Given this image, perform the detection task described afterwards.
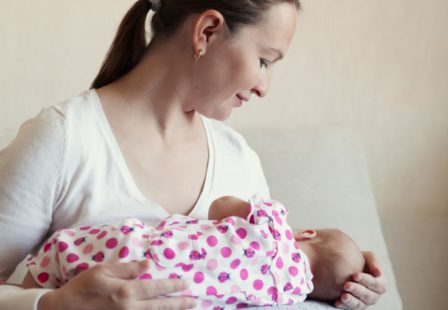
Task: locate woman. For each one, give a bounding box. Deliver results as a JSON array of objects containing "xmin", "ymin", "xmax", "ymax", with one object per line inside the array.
[{"xmin": 0, "ymin": 0, "xmax": 386, "ymax": 309}]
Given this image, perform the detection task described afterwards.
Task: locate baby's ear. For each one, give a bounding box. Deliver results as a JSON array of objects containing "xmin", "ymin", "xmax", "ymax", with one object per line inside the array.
[{"xmin": 294, "ymin": 229, "xmax": 317, "ymax": 241}]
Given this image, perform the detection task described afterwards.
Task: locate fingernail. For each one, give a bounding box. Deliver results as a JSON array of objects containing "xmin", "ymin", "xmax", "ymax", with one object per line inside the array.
[
  {"xmin": 344, "ymin": 283, "xmax": 351, "ymax": 291},
  {"xmin": 335, "ymin": 301, "xmax": 342, "ymax": 308},
  {"xmin": 342, "ymin": 294, "xmax": 349, "ymax": 302},
  {"xmin": 354, "ymin": 274, "xmax": 361, "ymax": 281}
]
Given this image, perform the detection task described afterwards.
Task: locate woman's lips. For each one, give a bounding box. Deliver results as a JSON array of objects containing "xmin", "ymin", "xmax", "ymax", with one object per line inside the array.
[{"xmin": 235, "ymin": 94, "xmax": 248, "ymax": 107}]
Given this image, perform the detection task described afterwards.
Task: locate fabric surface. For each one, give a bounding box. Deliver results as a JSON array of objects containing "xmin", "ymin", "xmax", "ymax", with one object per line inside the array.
[
  {"xmin": 0, "ymin": 91, "xmax": 269, "ymax": 310},
  {"xmin": 27, "ymin": 197, "xmax": 313, "ymax": 308}
]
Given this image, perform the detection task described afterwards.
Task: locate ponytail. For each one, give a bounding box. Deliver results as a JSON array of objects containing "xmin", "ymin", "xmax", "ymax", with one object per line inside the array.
[{"xmin": 90, "ymin": 0, "xmax": 152, "ymax": 89}]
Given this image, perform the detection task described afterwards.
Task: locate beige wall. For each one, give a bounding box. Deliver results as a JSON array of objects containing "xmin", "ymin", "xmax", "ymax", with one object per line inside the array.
[{"xmin": 1, "ymin": 0, "xmax": 447, "ymax": 216}]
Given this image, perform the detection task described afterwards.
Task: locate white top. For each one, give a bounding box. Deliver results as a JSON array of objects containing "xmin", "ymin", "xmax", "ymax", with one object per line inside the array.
[{"xmin": 0, "ymin": 90, "xmax": 270, "ymax": 309}]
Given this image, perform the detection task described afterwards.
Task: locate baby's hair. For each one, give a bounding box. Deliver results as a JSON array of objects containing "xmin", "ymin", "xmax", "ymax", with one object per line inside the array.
[
  {"xmin": 91, "ymin": 0, "xmax": 301, "ymax": 89},
  {"xmin": 309, "ymin": 229, "xmax": 365, "ymax": 301}
]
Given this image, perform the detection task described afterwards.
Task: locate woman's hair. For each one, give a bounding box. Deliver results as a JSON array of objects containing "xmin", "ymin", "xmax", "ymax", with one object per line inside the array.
[{"xmin": 90, "ymin": 0, "xmax": 301, "ymax": 89}]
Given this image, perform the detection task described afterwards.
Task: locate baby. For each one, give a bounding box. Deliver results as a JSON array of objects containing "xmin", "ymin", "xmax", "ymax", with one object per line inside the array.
[{"xmin": 22, "ymin": 196, "xmax": 364, "ymax": 308}]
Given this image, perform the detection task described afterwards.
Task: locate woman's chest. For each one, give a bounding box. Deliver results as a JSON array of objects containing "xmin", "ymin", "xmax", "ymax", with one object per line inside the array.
[{"xmin": 122, "ymin": 139, "xmax": 209, "ymax": 216}]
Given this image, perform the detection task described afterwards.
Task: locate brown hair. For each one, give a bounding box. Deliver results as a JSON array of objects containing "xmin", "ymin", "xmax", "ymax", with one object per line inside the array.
[{"xmin": 90, "ymin": 0, "xmax": 301, "ymax": 89}]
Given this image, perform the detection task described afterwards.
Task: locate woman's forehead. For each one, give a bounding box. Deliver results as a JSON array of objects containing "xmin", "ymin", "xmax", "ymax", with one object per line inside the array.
[{"xmin": 238, "ymin": 4, "xmax": 298, "ymax": 54}]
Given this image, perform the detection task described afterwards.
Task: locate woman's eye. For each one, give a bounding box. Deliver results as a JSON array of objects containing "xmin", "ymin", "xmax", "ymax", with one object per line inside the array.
[{"xmin": 259, "ymin": 58, "xmax": 269, "ymax": 69}]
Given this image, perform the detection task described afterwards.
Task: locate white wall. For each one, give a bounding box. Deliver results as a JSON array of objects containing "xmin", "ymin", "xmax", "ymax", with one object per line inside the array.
[{"xmin": 1, "ymin": 0, "xmax": 447, "ymax": 215}]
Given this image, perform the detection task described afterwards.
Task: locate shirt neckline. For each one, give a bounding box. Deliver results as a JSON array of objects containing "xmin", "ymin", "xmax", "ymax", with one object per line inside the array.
[{"xmin": 88, "ymin": 89, "xmax": 215, "ymax": 220}]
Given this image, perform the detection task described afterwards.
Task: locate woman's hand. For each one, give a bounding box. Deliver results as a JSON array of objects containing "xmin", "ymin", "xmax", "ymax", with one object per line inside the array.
[
  {"xmin": 38, "ymin": 260, "xmax": 197, "ymax": 310},
  {"xmin": 335, "ymin": 251, "xmax": 387, "ymax": 309}
]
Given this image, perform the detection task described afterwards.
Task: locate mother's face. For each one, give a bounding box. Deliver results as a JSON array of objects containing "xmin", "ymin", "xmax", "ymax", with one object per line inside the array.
[{"xmin": 188, "ymin": 3, "xmax": 298, "ymax": 121}]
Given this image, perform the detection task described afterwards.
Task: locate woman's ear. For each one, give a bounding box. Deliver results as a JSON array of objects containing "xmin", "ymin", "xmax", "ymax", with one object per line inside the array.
[
  {"xmin": 294, "ymin": 229, "xmax": 317, "ymax": 241},
  {"xmin": 192, "ymin": 9, "xmax": 226, "ymax": 54}
]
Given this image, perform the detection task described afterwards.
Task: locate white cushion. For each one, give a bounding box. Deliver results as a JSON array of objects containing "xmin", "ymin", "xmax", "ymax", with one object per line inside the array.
[{"xmin": 241, "ymin": 126, "xmax": 402, "ymax": 309}]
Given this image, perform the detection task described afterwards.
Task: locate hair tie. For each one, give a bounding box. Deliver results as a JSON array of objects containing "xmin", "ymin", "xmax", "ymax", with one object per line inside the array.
[{"xmin": 148, "ymin": 0, "xmax": 161, "ymax": 12}]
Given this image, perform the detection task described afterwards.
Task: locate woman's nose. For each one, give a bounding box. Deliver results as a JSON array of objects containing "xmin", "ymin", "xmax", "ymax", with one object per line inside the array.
[{"xmin": 251, "ymin": 72, "xmax": 271, "ymax": 98}]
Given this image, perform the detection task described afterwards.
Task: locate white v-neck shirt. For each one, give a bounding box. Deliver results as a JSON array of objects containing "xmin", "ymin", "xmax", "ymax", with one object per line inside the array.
[{"xmin": 0, "ymin": 90, "xmax": 270, "ymax": 309}]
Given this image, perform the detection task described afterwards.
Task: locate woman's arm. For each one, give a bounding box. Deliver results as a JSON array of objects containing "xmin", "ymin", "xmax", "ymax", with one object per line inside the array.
[{"xmin": 208, "ymin": 196, "xmax": 251, "ymax": 220}]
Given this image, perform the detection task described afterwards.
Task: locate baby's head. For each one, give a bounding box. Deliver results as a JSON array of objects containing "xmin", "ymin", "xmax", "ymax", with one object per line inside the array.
[{"xmin": 296, "ymin": 229, "xmax": 365, "ymax": 301}]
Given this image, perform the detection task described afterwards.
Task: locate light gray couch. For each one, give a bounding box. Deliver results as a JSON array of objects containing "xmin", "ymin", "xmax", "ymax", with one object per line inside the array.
[{"xmin": 2, "ymin": 126, "xmax": 402, "ymax": 309}]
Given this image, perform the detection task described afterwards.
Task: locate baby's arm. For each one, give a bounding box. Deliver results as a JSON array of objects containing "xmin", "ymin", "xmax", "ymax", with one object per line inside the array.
[{"xmin": 208, "ymin": 196, "xmax": 251, "ymax": 220}]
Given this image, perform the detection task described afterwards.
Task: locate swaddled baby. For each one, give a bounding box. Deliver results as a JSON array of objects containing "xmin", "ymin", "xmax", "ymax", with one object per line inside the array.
[{"xmin": 23, "ymin": 196, "xmax": 364, "ymax": 308}]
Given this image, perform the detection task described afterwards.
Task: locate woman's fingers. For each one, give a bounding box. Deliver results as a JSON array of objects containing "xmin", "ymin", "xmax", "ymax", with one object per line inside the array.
[
  {"xmin": 335, "ymin": 293, "xmax": 367, "ymax": 310},
  {"xmin": 362, "ymin": 251, "xmax": 383, "ymax": 277},
  {"xmin": 103, "ymin": 260, "xmax": 151, "ymax": 280},
  {"xmin": 343, "ymin": 281, "xmax": 380, "ymax": 305},
  {"xmin": 353, "ymin": 271, "xmax": 387, "ymax": 295},
  {"xmin": 124, "ymin": 278, "xmax": 189, "ymax": 300},
  {"xmin": 140, "ymin": 297, "xmax": 197, "ymax": 310}
]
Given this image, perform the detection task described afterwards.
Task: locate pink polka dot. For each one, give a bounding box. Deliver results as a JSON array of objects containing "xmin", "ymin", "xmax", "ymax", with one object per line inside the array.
[
  {"xmin": 163, "ymin": 248, "xmax": 175, "ymax": 259},
  {"xmin": 40, "ymin": 256, "xmax": 50, "ymax": 268},
  {"xmin": 105, "ymin": 238, "xmax": 118, "ymax": 249},
  {"xmin": 231, "ymin": 284, "xmax": 242, "ymax": 293},
  {"xmin": 230, "ymin": 234, "xmax": 242, "ymax": 244},
  {"xmin": 201, "ymin": 300, "xmax": 213, "ymax": 308},
  {"xmin": 274, "ymin": 216, "xmax": 283, "ymax": 225},
  {"xmin": 240, "ymin": 268, "xmax": 248, "ymax": 280},
  {"xmin": 83, "ymin": 243, "xmax": 94, "ymax": 255},
  {"xmin": 226, "ymin": 296, "xmax": 237, "ymax": 304},
  {"xmin": 96, "ymin": 231, "xmax": 108, "ymax": 240},
  {"xmin": 57, "ymin": 241, "xmax": 68, "ymax": 252},
  {"xmin": 249, "ymin": 241, "xmax": 260, "ymax": 250},
  {"xmin": 119, "ymin": 246, "xmax": 129, "ymax": 258},
  {"xmin": 177, "ymin": 241, "xmax": 190, "ymax": 250},
  {"xmin": 80, "ymin": 226, "xmax": 91, "ymax": 231},
  {"xmin": 139, "ymin": 273, "xmax": 152, "ymax": 280},
  {"xmin": 200, "ymin": 224, "xmax": 211, "ymax": 230},
  {"xmin": 37, "ymin": 272, "xmax": 49, "ymax": 283},
  {"xmin": 285, "ymin": 229, "xmax": 293, "ymax": 240},
  {"xmin": 283, "ymin": 242, "xmax": 290, "ymax": 255},
  {"xmin": 207, "ymin": 235, "xmax": 218, "ymax": 247},
  {"xmin": 43, "ymin": 243, "xmax": 52, "ymax": 253},
  {"xmin": 206, "ymin": 259, "xmax": 218, "ymax": 270},
  {"xmin": 66, "ymin": 253, "xmax": 79, "ymax": 263},
  {"xmin": 276, "ymin": 257, "xmax": 284, "ymax": 269},
  {"xmin": 288, "ymin": 266, "xmax": 298, "ymax": 277},
  {"xmin": 220, "ymin": 247, "xmax": 232, "ymax": 258},
  {"xmin": 76, "ymin": 262, "xmax": 89, "ymax": 271},
  {"xmin": 132, "ymin": 237, "xmax": 143, "ymax": 247},
  {"xmin": 253, "ymin": 279, "xmax": 264, "ymax": 290},
  {"xmin": 230, "ymin": 258, "xmax": 241, "ymax": 269},
  {"xmin": 206, "ymin": 286, "xmax": 217, "ymax": 296},
  {"xmin": 236, "ymin": 228, "xmax": 247, "ymax": 239},
  {"xmin": 89, "ymin": 228, "xmax": 100, "ymax": 234},
  {"xmin": 63, "ymin": 230, "xmax": 75, "ymax": 236},
  {"xmin": 193, "ymin": 272, "xmax": 204, "ymax": 283}
]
